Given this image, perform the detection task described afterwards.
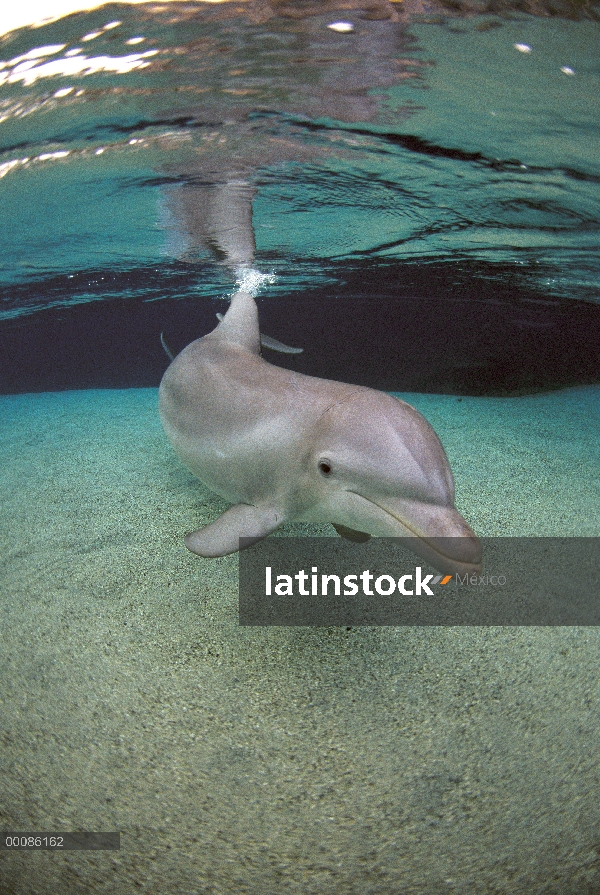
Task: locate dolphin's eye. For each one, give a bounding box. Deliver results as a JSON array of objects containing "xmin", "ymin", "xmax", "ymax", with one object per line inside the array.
[{"xmin": 318, "ymin": 460, "xmax": 332, "ymax": 476}]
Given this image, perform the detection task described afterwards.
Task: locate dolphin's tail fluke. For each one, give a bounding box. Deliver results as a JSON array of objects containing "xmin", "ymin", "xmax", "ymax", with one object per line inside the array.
[
  {"xmin": 160, "ymin": 332, "xmax": 175, "ymax": 362},
  {"xmin": 215, "ymin": 312, "xmax": 303, "ymax": 354},
  {"xmin": 259, "ymin": 334, "xmax": 303, "ymax": 355}
]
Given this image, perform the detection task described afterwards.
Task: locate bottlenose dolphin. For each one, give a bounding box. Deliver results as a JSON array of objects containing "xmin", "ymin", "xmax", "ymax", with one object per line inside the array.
[{"xmin": 159, "ymin": 291, "xmax": 481, "ymax": 575}]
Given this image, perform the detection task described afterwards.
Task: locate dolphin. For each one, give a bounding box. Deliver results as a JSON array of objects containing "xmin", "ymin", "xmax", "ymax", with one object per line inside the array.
[{"xmin": 159, "ymin": 291, "xmax": 481, "ymax": 575}]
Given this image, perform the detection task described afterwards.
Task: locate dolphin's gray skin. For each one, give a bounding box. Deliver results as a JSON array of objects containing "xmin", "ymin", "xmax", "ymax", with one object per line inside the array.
[{"xmin": 159, "ymin": 291, "xmax": 481, "ymax": 575}]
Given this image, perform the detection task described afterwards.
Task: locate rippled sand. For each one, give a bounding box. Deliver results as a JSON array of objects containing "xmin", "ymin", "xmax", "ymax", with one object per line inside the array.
[{"xmin": 1, "ymin": 385, "xmax": 599, "ymax": 893}]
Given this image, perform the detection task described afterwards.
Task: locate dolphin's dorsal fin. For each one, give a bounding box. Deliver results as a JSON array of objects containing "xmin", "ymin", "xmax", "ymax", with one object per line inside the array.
[
  {"xmin": 212, "ymin": 291, "xmax": 260, "ymax": 355},
  {"xmin": 216, "ymin": 313, "xmax": 303, "ymax": 354}
]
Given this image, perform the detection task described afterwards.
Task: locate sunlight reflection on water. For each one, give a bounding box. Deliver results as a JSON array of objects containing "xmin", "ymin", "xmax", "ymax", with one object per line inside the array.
[{"xmin": 0, "ymin": 3, "xmax": 597, "ymax": 305}]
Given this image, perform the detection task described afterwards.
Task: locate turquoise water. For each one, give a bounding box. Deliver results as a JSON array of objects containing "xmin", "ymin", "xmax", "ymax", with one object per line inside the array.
[
  {"xmin": 1, "ymin": 7, "xmax": 599, "ymax": 393},
  {"xmin": 1, "ymin": 5, "xmax": 600, "ymax": 894},
  {"xmin": 0, "ymin": 11, "xmax": 599, "ymax": 302}
]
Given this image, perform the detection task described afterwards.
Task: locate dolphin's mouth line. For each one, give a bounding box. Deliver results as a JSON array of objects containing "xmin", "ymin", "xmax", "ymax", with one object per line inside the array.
[
  {"xmin": 345, "ymin": 490, "xmax": 469, "ymax": 563},
  {"xmin": 346, "ymin": 490, "xmax": 421, "ymax": 538}
]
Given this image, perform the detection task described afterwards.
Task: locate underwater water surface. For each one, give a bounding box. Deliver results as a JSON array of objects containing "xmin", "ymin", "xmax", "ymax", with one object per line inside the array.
[
  {"xmin": 1, "ymin": 3, "xmax": 600, "ymax": 894},
  {"xmin": 0, "ymin": 3, "xmax": 599, "ymax": 392}
]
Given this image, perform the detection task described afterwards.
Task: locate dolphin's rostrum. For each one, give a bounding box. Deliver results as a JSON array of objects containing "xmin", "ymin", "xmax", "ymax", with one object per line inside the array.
[{"xmin": 159, "ymin": 292, "xmax": 481, "ymax": 575}]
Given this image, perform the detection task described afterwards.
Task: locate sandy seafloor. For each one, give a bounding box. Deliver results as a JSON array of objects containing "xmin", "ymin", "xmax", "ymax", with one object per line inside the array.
[{"xmin": 1, "ymin": 384, "xmax": 599, "ymax": 894}]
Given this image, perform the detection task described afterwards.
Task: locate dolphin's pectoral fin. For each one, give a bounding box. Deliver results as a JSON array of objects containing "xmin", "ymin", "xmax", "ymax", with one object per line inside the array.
[
  {"xmin": 216, "ymin": 314, "xmax": 302, "ymax": 354},
  {"xmin": 184, "ymin": 504, "xmax": 283, "ymax": 558},
  {"xmin": 332, "ymin": 523, "xmax": 372, "ymax": 544}
]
